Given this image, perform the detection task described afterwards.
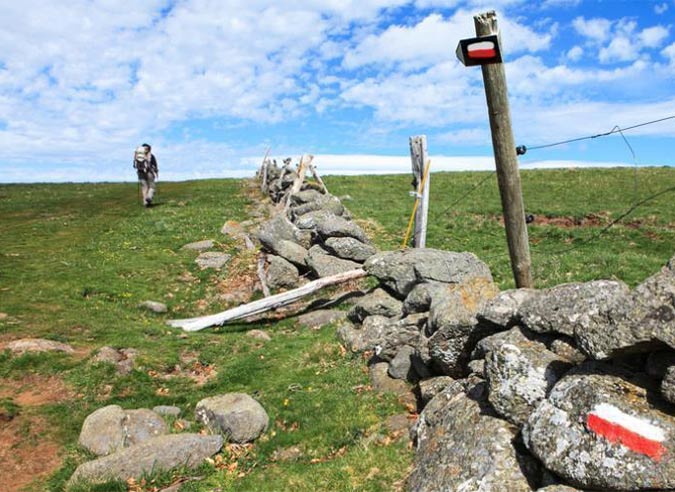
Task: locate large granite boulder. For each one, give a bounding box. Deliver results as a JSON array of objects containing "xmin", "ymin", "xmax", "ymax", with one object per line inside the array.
[
  {"xmin": 78, "ymin": 405, "xmax": 168, "ymax": 456},
  {"xmin": 364, "ymin": 249, "xmax": 493, "ymax": 298},
  {"xmin": 524, "ymin": 365, "xmax": 675, "ymax": 490},
  {"xmin": 485, "ymin": 338, "xmax": 574, "ymax": 426},
  {"xmin": 67, "ymin": 434, "xmax": 222, "ymax": 490},
  {"xmin": 519, "ymin": 280, "xmax": 629, "ymax": 337},
  {"xmin": 195, "ymin": 393, "xmax": 269, "ymax": 443},
  {"xmin": 576, "ymin": 256, "xmax": 675, "ymax": 359},
  {"xmin": 410, "ymin": 379, "xmax": 536, "ymax": 492}
]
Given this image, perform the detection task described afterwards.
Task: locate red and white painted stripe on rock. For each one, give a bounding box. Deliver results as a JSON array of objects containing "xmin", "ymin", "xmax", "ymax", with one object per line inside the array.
[{"xmin": 587, "ymin": 403, "xmax": 668, "ymax": 461}]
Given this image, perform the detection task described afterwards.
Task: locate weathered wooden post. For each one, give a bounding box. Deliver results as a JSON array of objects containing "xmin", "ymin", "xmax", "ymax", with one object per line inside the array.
[
  {"xmin": 409, "ymin": 135, "xmax": 430, "ymax": 248},
  {"xmin": 456, "ymin": 10, "xmax": 533, "ymax": 288}
]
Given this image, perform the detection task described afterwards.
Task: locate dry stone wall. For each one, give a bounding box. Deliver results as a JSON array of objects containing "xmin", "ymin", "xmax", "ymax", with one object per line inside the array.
[
  {"xmin": 341, "ymin": 249, "xmax": 675, "ymax": 491},
  {"xmin": 256, "ymin": 159, "xmax": 375, "ymax": 289},
  {"xmin": 256, "ymin": 163, "xmax": 675, "ymax": 491}
]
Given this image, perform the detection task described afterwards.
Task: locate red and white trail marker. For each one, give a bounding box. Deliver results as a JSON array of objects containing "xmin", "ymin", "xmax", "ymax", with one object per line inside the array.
[
  {"xmin": 586, "ymin": 403, "xmax": 668, "ymax": 461},
  {"xmin": 455, "ymin": 34, "xmax": 502, "ymax": 67}
]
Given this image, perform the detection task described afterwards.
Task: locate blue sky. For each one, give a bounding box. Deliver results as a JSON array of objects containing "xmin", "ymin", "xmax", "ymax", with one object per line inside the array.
[{"xmin": 0, "ymin": 0, "xmax": 674, "ymax": 182}]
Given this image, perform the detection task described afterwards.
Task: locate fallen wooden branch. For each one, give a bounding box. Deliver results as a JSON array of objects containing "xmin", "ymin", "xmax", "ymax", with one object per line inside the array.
[{"xmin": 167, "ymin": 268, "xmax": 367, "ymax": 332}]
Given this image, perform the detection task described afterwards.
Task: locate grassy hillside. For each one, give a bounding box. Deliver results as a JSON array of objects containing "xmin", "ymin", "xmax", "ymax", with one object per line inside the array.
[{"xmin": 0, "ymin": 167, "xmax": 673, "ymax": 491}]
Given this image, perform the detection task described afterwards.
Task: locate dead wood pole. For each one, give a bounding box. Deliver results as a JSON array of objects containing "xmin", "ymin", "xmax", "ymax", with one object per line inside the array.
[
  {"xmin": 309, "ymin": 163, "xmax": 329, "ymax": 194},
  {"xmin": 167, "ymin": 268, "xmax": 367, "ymax": 332},
  {"xmin": 283, "ymin": 154, "xmax": 313, "ymax": 211},
  {"xmin": 409, "ymin": 135, "xmax": 430, "ymax": 248},
  {"xmin": 260, "ymin": 146, "xmax": 271, "ymax": 192},
  {"xmin": 474, "ymin": 11, "xmax": 533, "ymax": 288}
]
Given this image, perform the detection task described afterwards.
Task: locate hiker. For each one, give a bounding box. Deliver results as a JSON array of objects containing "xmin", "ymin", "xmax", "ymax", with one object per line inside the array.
[{"xmin": 133, "ymin": 143, "xmax": 159, "ymax": 207}]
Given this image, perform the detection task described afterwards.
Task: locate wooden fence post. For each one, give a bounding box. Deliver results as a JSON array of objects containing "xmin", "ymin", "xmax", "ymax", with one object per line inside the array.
[
  {"xmin": 409, "ymin": 135, "xmax": 430, "ymax": 248},
  {"xmin": 474, "ymin": 11, "xmax": 533, "ymax": 288}
]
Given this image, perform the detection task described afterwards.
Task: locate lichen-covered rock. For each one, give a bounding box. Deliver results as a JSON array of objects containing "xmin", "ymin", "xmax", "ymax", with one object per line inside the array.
[
  {"xmin": 485, "ymin": 339, "xmax": 574, "ymax": 426},
  {"xmin": 78, "ymin": 405, "xmax": 168, "ymax": 456},
  {"xmin": 401, "ymin": 281, "xmax": 458, "ymax": 316},
  {"xmin": 6, "ymin": 338, "xmax": 75, "ymax": 354},
  {"xmin": 256, "ymin": 215, "xmax": 298, "ymax": 252},
  {"xmin": 523, "ymin": 366, "xmax": 675, "ymax": 490},
  {"xmin": 348, "ymin": 287, "xmax": 403, "ymax": 323},
  {"xmin": 271, "ymin": 239, "xmax": 308, "ymax": 267},
  {"xmin": 662, "ymin": 365, "xmax": 675, "ymax": 405},
  {"xmin": 336, "ymin": 316, "xmax": 390, "ymax": 353},
  {"xmin": 427, "ymin": 279, "xmax": 499, "ymax": 377},
  {"xmin": 306, "ymin": 244, "xmax": 361, "ymax": 277},
  {"xmin": 295, "ymin": 209, "xmax": 369, "ymax": 243},
  {"xmin": 576, "ymin": 257, "xmax": 675, "ymax": 359},
  {"xmin": 471, "ymin": 325, "xmax": 536, "ymax": 360},
  {"xmin": 478, "ymin": 288, "xmax": 536, "ymax": 328},
  {"xmin": 369, "ymin": 313, "xmax": 426, "ymax": 361},
  {"xmin": 417, "ymin": 376, "xmax": 454, "ymax": 406},
  {"xmin": 364, "ymin": 249, "xmax": 493, "ymax": 298},
  {"xmin": 290, "ymin": 193, "xmax": 347, "ymax": 218},
  {"xmin": 323, "ymin": 236, "xmax": 376, "ymax": 262},
  {"xmin": 410, "ymin": 379, "xmax": 536, "ymax": 492},
  {"xmin": 519, "ymin": 280, "xmax": 629, "ymax": 337},
  {"xmin": 388, "ymin": 345, "xmax": 416, "ymax": 380},
  {"xmin": 67, "ymin": 434, "xmax": 222, "ymax": 490},
  {"xmin": 195, "ymin": 252, "xmax": 231, "ymax": 270},
  {"xmin": 138, "ymin": 300, "xmax": 168, "ymax": 313},
  {"xmin": 548, "ymin": 337, "xmax": 587, "ymax": 364},
  {"xmin": 181, "ymin": 239, "xmax": 214, "ymax": 251},
  {"xmin": 266, "ymin": 255, "xmax": 300, "ymax": 289},
  {"xmin": 195, "ymin": 393, "xmax": 269, "ymax": 443}
]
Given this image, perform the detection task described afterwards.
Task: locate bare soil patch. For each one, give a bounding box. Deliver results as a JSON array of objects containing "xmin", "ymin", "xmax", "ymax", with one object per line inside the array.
[{"xmin": 0, "ymin": 375, "xmax": 72, "ymax": 492}]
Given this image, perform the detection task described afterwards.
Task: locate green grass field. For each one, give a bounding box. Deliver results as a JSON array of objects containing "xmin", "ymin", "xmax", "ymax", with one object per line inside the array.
[{"xmin": 0, "ymin": 167, "xmax": 673, "ymax": 491}]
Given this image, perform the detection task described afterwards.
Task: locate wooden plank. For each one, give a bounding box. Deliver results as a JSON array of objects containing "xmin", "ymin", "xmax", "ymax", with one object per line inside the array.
[
  {"xmin": 474, "ymin": 11, "xmax": 533, "ymax": 288},
  {"xmin": 167, "ymin": 268, "xmax": 367, "ymax": 332}
]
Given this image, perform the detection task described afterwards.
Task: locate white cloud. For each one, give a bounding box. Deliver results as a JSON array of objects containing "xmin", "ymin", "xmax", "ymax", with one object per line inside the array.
[
  {"xmin": 572, "ymin": 16, "xmax": 611, "ymax": 42},
  {"xmin": 663, "ymin": 42, "xmax": 675, "ymax": 64},
  {"xmin": 599, "ymin": 36, "xmax": 640, "ymax": 63},
  {"xmin": 639, "ymin": 25, "xmax": 670, "ymax": 47},
  {"xmin": 566, "ymin": 45, "xmax": 583, "ymax": 61},
  {"xmin": 654, "ymin": 3, "xmax": 669, "ymax": 15}
]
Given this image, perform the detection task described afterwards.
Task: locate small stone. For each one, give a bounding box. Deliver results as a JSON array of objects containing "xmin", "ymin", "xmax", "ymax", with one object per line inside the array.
[
  {"xmin": 6, "ymin": 338, "xmax": 75, "ymax": 354},
  {"xmin": 247, "ymin": 329, "xmax": 271, "ymax": 342},
  {"xmin": 181, "ymin": 239, "xmax": 214, "ymax": 251},
  {"xmin": 195, "ymin": 252, "xmax": 231, "ymax": 270},
  {"xmin": 138, "ymin": 301, "xmax": 168, "ymax": 313}
]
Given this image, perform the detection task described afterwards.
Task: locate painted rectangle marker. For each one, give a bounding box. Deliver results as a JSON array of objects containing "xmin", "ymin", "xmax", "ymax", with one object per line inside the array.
[{"xmin": 587, "ymin": 403, "xmax": 667, "ymax": 461}]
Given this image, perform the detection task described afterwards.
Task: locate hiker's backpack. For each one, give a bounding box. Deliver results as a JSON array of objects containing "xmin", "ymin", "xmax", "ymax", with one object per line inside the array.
[{"xmin": 134, "ymin": 146, "xmax": 149, "ymax": 173}]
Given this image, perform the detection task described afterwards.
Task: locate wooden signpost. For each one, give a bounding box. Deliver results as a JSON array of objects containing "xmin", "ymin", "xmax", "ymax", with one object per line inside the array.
[{"xmin": 456, "ymin": 11, "xmax": 533, "ymax": 288}]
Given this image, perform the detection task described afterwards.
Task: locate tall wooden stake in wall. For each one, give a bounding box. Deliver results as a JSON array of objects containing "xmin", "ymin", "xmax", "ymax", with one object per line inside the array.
[
  {"xmin": 409, "ymin": 135, "xmax": 430, "ymax": 248},
  {"xmin": 474, "ymin": 11, "xmax": 533, "ymax": 288}
]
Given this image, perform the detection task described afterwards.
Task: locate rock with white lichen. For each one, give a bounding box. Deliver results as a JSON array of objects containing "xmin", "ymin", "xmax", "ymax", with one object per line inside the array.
[{"xmin": 523, "ymin": 364, "xmax": 675, "ymax": 490}]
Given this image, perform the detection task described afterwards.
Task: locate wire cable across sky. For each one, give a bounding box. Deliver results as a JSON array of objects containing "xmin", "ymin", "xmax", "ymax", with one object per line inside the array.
[{"xmin": 520, "ymin": 114, "xmax": 675, "ymax": 153}]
